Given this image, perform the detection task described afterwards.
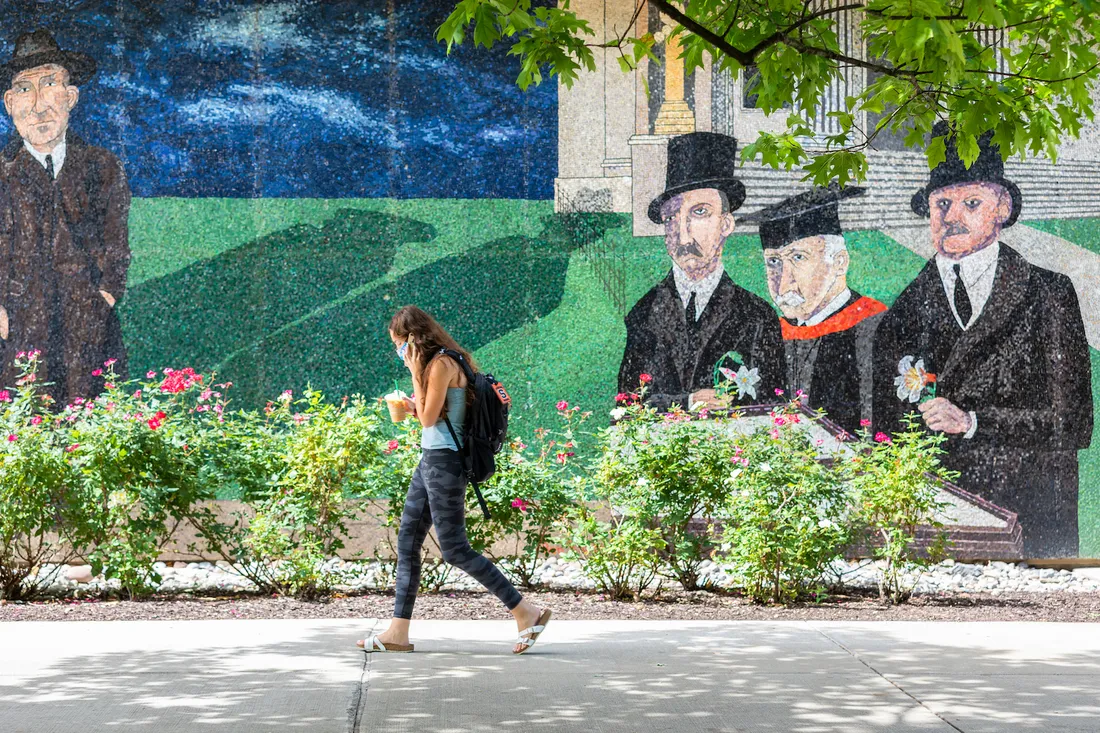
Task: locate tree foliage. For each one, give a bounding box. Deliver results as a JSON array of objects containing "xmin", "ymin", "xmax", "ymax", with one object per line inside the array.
[{"xmin": 439, "ymin": 0, "xmax": 1100, "ymax": 186}]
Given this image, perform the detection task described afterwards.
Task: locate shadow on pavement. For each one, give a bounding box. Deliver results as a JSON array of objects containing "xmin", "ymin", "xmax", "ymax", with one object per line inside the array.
[
  {"xmin": 361, "ymin": 621, "xmax": 1100, "ymax": 732},
  {"xmin": 3, "ymin": 620, "xmax": 1098, "ymax": 732}
]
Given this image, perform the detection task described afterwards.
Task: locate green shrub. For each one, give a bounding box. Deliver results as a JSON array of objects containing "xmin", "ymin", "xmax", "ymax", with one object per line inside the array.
[
  {"xmin": 603, "ymin": 395, "xmax": 737, "ymax": 590},
  {"xmin": 719, "ymin": 399, "xmax": 851, "ymax": 604},
  {"xmin": 222, "ymin": 390, "xmax": 390, "ymax": 599},
  {"xmin": 555, "ymin": 411, "xmax": 665, "ymax": 600},
  {"xmin": 475, "ymin": 406, "xmax": 584, "ymax": 588},
  {"xmin": 848, "ymin": 416, "xmax": 954, "ymax": 603},
  {"xmin": 0, "ymin": 354, "xmax": 82, "ymax": 600},
  {"xmin": 61, "ymin": 364, "xmax": 222, "ymax": 599}
]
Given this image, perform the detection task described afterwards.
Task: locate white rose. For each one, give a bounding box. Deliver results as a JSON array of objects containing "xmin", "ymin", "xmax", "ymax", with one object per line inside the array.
[{"xmin": 610, "ymin": 407, "xmax": 627, "ymax": 420}]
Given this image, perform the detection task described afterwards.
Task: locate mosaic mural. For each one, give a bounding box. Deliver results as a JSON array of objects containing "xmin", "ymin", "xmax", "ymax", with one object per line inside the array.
[{"xmin": 0, "ymin": 1, "xmax": 1097, "ymax": 558}]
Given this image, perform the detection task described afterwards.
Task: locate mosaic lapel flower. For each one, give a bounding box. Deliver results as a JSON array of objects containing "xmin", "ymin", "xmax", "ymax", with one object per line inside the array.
[
  {"xmin": 714, "ymin": 351, "xmax": 758, "ymax": 400},
  {"xmin": 894, "ymin": 356, "xmax": 937, "ymax": 403},
  {"xmin": 731, "ymin": 365, "xmax": 760, "ymax": 400}
]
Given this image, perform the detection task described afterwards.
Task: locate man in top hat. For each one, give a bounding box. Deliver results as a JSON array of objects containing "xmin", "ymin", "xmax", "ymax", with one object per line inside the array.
[
  {"xmin": 739, "ymin": 185, "xmax": 886, "ymax": 434},
  {"xmin": 618, "ymin": 132, "xmax": 783, "ymax": 410},
  {"xmin": 0, "ymin": 29, "xmax": 131, "ymax": 406},
  {"xmin": 873, "ymin": 122, "xmax": 1092, "ymax": 558}
]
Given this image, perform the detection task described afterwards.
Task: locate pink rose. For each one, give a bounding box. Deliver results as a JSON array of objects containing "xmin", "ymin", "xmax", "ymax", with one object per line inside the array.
[
  {"xmin": 860, "ymin": 419, "xmax": 871, "ymax": 427},
  {"xmin": 384, "ymin": 439, "xmax": 400, "ymax": 454},
  {"xmin": 146, "ymin": 371, "xmax": 157, "ymax": 379},
  {"xmin": 874, "ymin": 432, "xmax": 891, "ymax": 443},
  {"xmin": 6, "ymin": 434, "xmax": 16, "ymax": 442},
  {"xmin": 92, "ymin": 369, "xmax": 103, "ymax": 377},
  {"xmin": 556, "ymin": 400, "xmax": 569, "ymax": 411},
  {"xmin": 638, "ymin": 373, "xmax": 653, "ymax": 384},
  {"xmin": 0, "ymin": 390, "xmax": 10, "ymax": 403},
  {"xmin": 30, "ymin": 416, "xmax": 42, "ymax": 425}
]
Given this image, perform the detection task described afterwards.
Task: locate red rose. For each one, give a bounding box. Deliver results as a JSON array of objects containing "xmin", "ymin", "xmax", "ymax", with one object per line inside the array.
[{"xmin": 638, "ymin": 373, "xmax": 653, "ymax": 384}]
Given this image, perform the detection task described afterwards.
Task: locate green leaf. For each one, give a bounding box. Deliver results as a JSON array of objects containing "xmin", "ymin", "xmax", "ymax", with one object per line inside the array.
[{"xmin": 926, "ymin": 135, "xmax": 947, "ymax": 171}]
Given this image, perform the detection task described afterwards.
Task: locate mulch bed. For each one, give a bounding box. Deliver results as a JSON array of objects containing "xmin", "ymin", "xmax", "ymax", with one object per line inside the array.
[{"xmin": 3, "ymin": 588, "xmax": 1099, "ymax": 622}]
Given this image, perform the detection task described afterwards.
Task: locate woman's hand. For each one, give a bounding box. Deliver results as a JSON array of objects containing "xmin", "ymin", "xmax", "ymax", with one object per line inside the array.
[{"xmin": 404, "ymin": 340, "xmax": 419, "ymax": 375}]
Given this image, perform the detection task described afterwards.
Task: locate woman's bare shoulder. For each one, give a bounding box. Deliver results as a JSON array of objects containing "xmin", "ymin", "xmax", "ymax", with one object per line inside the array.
[{"xmin": 428, "ymin": 352, "xmax": 468, "ymax": 388}]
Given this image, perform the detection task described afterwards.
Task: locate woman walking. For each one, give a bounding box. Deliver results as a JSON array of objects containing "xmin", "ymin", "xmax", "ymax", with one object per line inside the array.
[{"xmin": 357, "ymin": 305, "xmax": 551, "ymax": 655}]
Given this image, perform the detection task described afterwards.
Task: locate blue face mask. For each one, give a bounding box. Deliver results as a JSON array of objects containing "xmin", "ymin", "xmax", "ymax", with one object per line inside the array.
[{"xmin": 396, "ymin": 341, "xmax": 409, "ymax": 361}]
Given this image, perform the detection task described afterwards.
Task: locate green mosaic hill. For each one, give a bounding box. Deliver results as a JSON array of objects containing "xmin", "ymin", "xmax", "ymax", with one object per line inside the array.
[{"xmin": 120, "ymin": 199, "xmax": 1100, "ymax": 555}]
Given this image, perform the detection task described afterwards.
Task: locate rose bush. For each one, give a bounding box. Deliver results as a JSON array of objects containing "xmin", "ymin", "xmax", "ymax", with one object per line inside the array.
[
  {"xmin": 718, "ymin": 398, "xmax": 852, "ymax": 604},
  {"xmin": 602, "ymin": 389, "xmax": 739, "ymax": 591},
  {"xmin": 847, "ymin": 415, "xmax": 954, "ymax": 603},
  {"xmin": 0, "ymin": 353, "xmax": 83, "ymax": 600}
]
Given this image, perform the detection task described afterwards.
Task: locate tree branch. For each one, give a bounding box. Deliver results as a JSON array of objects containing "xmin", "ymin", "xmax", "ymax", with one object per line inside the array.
[
  {"xmin": 746, "ymin": 3, "xmax": 866, "ymax": 57},
  {"xmin": 721, "ymin": 0, "xmax": 745, "ymax": 40},
  {"xmin": 650, "ymin": 0, "xmax": 929, "ymax": 82},
  {"xmin": 784, "ymin": 37, "xmax": 930, "ymax": 79},
  {"xmin": 649, "ymin": 0, "xmax": 753, "ymax": 65}
]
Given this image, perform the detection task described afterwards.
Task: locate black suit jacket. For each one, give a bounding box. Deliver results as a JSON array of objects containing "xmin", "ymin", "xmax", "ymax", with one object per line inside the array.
[
  {"xmin": 873, "ymin": 244, "xmax": 1093, "ymax": 557},
  {"xmin": 618, "ymin": 271, "xmax": 784, "ymax": 410}
]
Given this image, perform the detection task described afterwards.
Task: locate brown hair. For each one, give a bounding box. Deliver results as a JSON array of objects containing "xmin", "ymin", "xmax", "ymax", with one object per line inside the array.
[{"xmin": 388, "ymin": 306, "xmax": 477, "ymax": 391}]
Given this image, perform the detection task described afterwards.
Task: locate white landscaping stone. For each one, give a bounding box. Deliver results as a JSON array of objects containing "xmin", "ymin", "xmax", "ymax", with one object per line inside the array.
[{"xmin": 65, "ymin": 565, "xmax": 93, "ymax": 583}]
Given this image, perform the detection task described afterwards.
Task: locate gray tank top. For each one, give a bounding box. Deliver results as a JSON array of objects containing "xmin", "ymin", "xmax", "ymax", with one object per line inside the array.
[{"xmin": 421, "ymin": 387, "xmax": 466, "ymax": 450}]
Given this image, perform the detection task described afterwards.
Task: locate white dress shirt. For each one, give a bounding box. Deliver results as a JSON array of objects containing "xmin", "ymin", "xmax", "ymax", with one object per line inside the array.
[
  {"xmin": 935, "ymin": 241, "xmax": 999, "ymax": 330},
  {"xmin": 800, "ymin": 287, "xmax": 852, "ymax": 327},
  {"xmin": 24, "ymin": 135, "xmax": 66, "ymax": 178},
  {"xmin": 935, "ymin": 242, "xmax": 1000, "ymax": 440},
  {"xmin": 672, "ymin": 262, "xmax": 725, "ymax": 322}
]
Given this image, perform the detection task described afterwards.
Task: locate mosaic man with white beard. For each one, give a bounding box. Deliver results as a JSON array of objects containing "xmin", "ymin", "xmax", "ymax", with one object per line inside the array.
[{"xmin": 739, "ymin": 186, "xmax": 886, "ymax": 434}]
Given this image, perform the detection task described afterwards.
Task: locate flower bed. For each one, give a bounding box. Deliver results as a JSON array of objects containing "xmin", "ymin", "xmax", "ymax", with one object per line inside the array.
[{"xmin": 2, "ymin": 364, "xmax": 961, "ymax": 606}]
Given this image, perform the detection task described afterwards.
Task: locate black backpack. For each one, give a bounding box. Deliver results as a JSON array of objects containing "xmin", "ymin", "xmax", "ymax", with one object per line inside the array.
[{"xmin": 438, "ymin": 348, "xmax": 511, "ymax": 520}]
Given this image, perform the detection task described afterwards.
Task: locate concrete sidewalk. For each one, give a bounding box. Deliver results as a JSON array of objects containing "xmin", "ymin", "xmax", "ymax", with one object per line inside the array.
[{"xmin": 2, "ymin": 619, "xmax": 1099, "ymax": 732}]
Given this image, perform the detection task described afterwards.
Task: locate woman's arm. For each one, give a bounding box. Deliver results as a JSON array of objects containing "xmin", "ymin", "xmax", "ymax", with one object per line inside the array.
[{"xmin": 413, "ymin": 356, "xmax": 457, "ymax": 428}]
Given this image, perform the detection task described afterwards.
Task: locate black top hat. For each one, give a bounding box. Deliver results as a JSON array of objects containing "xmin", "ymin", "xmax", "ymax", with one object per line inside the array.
[
  {"xmin": 648, "ymin": 132, "xmax": 746, "ymax": 224},
  {"xmin": 738, "ymin": 184, "xmax": 865, "ymax": 249},
  {"xmin": 911, "ymin": 121, "xmax": 1022, "ymax": 227},
  {"xmin": 1, "ymin": 30, "xmax": 97, "ymax": 87}
]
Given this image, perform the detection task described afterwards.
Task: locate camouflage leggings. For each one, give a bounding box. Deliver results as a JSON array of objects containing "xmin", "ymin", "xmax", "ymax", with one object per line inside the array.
[{"xmin": 393, "ymin": 448, "xmax": 523, "ymax": 619}]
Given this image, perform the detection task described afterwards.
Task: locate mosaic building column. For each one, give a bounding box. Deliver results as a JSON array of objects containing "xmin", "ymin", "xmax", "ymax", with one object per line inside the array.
[{"xmin": 653, "ymin": 17, "xmax": 696, "ymax": 135}]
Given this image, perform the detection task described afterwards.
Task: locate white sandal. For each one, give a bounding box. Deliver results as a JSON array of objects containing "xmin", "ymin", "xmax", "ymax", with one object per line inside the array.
[
  {"xmin": 513, "ymin": 609, "xmax": 552, "ymax": 655},
  {"xmin": 357, "ymin": 635, "xmax": 414, "ymax": 653}
]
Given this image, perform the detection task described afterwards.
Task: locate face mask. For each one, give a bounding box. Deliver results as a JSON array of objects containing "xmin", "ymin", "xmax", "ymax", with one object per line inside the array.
[{"xmin": 396, "ymin": 341, "xmax": 409, "ymax": 361}]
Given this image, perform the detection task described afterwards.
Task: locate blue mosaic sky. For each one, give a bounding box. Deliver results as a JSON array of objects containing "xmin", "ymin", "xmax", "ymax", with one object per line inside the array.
[{"xmin": 0, "ymin": 0, "xmax": 557, "ymax": 199}]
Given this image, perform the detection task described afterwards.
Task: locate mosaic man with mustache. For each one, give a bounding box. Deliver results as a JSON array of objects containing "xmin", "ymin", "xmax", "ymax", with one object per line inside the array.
[
  {"xmin": 618, "ymin": 132, "xmax": 783, "ymax": 409},
  {"xmin": 739, "ymin": 185, "xmax": 886, "ymax": 435},
  {"xmin": 873, "ymin": 122, "xmax": 1093, "ymax": 558}
]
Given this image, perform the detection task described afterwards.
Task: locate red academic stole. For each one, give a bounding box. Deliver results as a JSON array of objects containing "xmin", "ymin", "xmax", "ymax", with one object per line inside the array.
[{"xmin": 780, "ymin": 296, "xmax": 888, "ymax": 341}]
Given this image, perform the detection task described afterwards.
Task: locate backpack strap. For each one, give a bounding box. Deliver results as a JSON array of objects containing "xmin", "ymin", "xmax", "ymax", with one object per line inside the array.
[
  {"xmin": 440, "ymin": 414, "xmax": 492, "ymax": 521},
  {"xmin": 438, "ymin": 348, "xmax": 476, "ymax": 383}
]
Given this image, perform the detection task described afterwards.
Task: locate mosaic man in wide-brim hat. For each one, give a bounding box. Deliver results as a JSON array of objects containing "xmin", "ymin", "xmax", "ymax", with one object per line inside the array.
[
  {"xmin": 873, "ymin": 121, "xmax": 1092, "ymax": 558},
  {"xmin": 619, "ymin": 132, "xmax": 783, "ymax": 410},
  {"xmin": 0, "ymin": 29, "xmax": 131, "ymax": 408}
]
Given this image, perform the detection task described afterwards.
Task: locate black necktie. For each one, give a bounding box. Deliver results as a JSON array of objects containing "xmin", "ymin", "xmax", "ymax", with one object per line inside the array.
[
  {"xmin": 44, "ymin": 154, "xmax": 54, "ymax": 180},
  {"xmin": 953, "ymin": 263, "xmax": 972, "ymax": 327},
  {"xmin": 685, "ymin": 290, "xmax": 697, "ymax": 327}
]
